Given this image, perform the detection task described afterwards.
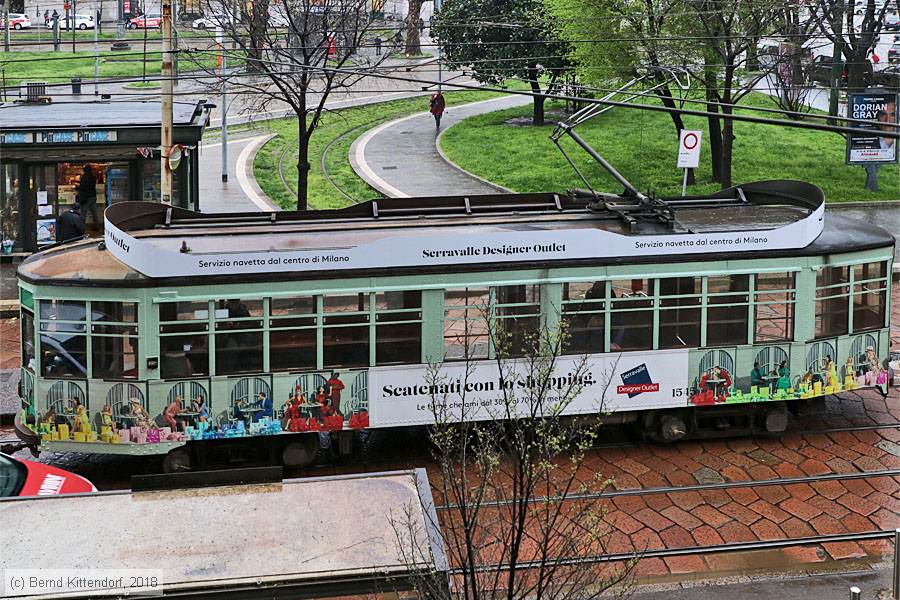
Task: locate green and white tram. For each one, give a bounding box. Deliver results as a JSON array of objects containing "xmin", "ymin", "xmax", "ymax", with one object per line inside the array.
[{"xmin": 14, "ymin": 180, "xmax": 894, "ymax": 470}]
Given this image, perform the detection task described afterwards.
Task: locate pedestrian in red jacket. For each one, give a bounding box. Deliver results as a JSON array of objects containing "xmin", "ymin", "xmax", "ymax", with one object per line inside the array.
[{"xmin": 430, "ymin": 92, "xmax": 446, "ymax": 130}]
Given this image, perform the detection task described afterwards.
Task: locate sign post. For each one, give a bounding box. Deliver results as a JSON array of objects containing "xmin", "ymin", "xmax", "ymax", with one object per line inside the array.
[
  {"xmin": 676, "ymin": 130, "xmax": 703, "ymax": 196},
  {"xmin": 846, "ymin": 90, "xmax": 899, "ymax": 192}
]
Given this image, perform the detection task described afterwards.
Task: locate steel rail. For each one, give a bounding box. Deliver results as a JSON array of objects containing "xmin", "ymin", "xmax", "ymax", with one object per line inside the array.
[
  {"xmin": 446, "ymin": 530, "xmax": 898, "ymax": 574},
  {"xmin": 436, "ymin": 467, "xmax": 900, "ymax": 510}
]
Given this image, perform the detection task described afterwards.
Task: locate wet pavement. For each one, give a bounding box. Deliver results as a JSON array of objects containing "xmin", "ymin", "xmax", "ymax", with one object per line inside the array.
[{"xmin": 831, "ymin": 203, "xmax": 900, "ymax": 263}]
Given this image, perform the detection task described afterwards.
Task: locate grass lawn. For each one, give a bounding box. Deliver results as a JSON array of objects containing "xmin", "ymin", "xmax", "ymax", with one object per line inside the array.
[
  {"xmin": 253, "ymin": 90, "xmax": 501, "ymax": 210},
  {"xmin": 0, "ymin": 49, "xmax": 218, "ymax": 86},
  {"xmin": 123, "ymin": 79, "xmax": 160, "ymax": 88},
  {"xmin": 439, "ymin": 94, "xmax": 900, "ymax": 202}
]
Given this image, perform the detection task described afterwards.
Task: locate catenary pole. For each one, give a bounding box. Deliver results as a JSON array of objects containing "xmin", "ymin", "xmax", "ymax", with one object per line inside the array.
[
  {"xmin": 829, "ymin": 0, "xmax": 844, "ymax": 123},
  {"xmin": 93, "ymin": 0, "xmax": 99, "ymax": 94},
  {"xmin": 160, "ymin": 0, "xmax": 174, "ymax": 204},
  {"xmin": 433, "ymin": 0, "xmax": 441, "ymax": 92},
  {"xmin": 218, "ymin": 25, "xmax": 227, "ymax": 182}
]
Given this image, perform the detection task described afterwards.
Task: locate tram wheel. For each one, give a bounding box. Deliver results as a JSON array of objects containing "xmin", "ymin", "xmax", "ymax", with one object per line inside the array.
[
  {"xmin": 659, "ymin": 414, "xmax": 688, "ymax": 442},
  {"xmin": 282, "ymin": 436, "xmax": 318, "ymax": 468},
  {"xmin": 762, "ymin": 407, "xmax": 789, "ymax": 434},
  {"xmin": 162, "ymin": 448, "xmax": 193, "ymax": 473}
]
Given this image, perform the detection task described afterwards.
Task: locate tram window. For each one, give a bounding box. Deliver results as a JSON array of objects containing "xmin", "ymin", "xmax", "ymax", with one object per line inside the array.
[
  {"xmin": 705, "ymin": 275, "xmax": 750, "ymax": 347},
  {"xmin": 561, "ymin": 282, "xmax": 605, "ymax": 355},
  {"xmin": 271, "ymin": 296, "xmax": 315, "ymax": 317},
  {"xmin": 39, "ymin": 300, "xmax": 86, "ymax": 322},
  {"xmin": 159, "ymin": 301, "xmax": 209, "ymax": 321},
  {"xmin": 323, "ymin": 294, "xmax": 369, "ymax": 325},
  {"xmin": 494, "ymin": 285, "xmax": 540, "ymax": 357},
  {"xmin": 444, "ymin": 287, "xmax": 490, "ymax": 361},
  {"xmin": 323, "ymin": 326, "xmax": 369, "ymax": 368},
  {"xmin": 92, "ymin": 333, "xmax": 138, "ymax": 380},
  {"xmin": 270, "ymin": 328, "xmax": 316, "ymax": 372},
  {"xmin": 375, "ymin": 291, "xmax": 422, "ymax": 311},
  {"xmin": 21, "ymin": 309, "xmax": 35, "ymax": 370},
  {"xmin": 40, "ymin": 333, "xmax": 87, "ymax": 378},
  {"xmin": 324, "ymin": 293, "xmax": 368, "ymax": 313},
  {"xmin": 374, "ymin": 291, "xmax": 422, "ymax": 364},
  {"xmin": 377, "ymin": 322, "xmax": 422, "ymax": 364},
  {"xmin": 214, "ymin": 299, "xmax": 263, "ymax": 331},
  {"xmin": 610, "ymin": 279, "xmax": 654, "ymax": 351},
  {"xmin": 658, "ymin": 277, "xmax": 701, "ymax": 349},
  {"xmin": 853, "ymin": 261, "xmax": 887, "ymax": 282},
  {"xmin": 853, "ymin": 287, "xmax": 886, "ymax": 331},
  {"xmin": 754, "ymin": 273, "xmax": 795, "ymax": 343},
  {"xmin": 159, "ymin": 301, "xmax": 209, "ymax": 333},
  {"xmin": 160, "ymin": 334, "xmax": 209, "ymax": 378},
  {"xmin": 817, "ymin": 265, "xmax": 850, "ymax": 287},
  {"xmin": 92, "ymin": 301, "xmax": 137, "ymax": 323},
  {"xmin": 815, "ymin": 266, "xmax": 850, "ymax": 338},
  {"xmin": 215, "ymin": 331, "xmax": 263, "ymax": 375},
  {"xmin": 215, "ymin": 298, "xmax": 263, "ymax": 318}
]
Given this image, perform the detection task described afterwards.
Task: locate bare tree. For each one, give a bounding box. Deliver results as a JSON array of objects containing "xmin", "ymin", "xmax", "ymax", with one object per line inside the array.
[
  {"xmin": 808, "ymin": 0, "xmax": 887, "ymax": 95},
  {"xmin": 674, "ymin": 0, "xmax": 780, "ymax": 187},
  {"xmin": 392, "ymin": 314, "xmax": 636, "ymax": 600},
  {"xmin": 186, "ymin": 0, "xmax": 389, "ymax": 210}
]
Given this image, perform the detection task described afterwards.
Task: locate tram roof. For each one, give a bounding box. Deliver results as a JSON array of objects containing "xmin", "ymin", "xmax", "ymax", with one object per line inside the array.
[{"xmin": 18, "ymin": 181, "xmax": 895, "ymax": 287}]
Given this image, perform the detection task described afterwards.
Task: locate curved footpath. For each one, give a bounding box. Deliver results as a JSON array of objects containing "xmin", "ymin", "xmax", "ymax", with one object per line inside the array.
[
  {"xmin": 348, "ymin": 95, "xmax": 900, "ymax": 265},
  {"xmin": 350, "ymin": 94, "xmax": 531, "ymax": 197}
]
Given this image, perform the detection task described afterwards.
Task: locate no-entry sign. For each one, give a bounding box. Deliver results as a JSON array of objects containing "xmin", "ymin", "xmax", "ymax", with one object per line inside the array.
[{"xmin": 677, "ymin": 130, "xmax": 703, "ymax": 168}]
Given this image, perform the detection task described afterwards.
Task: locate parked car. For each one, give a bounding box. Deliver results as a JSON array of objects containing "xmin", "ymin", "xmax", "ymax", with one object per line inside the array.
[
  {"xmin": 0, "ymin": 452, "xmax": 96, "ymax": 498},
  {"xmin": 889, "ymin": 43, "xmax": 900, "ymax": 63},
  {"xmin": 178, "ymin": 11, "xmax": 203, "ymax": 24},
  {"xmin": 808, "ymin": 54, "xmax": 874, "ymax": 86},
  {"xmin": 2, "ymin": 13, "xmax": 32, "ymax": 29},
  {"xmin": 191, "ymin": 13, "xmax": 229, "ymax": 28},
  {"xmin": 47, "ymin": 13, "xmax": 94, "ymax": 30},
  {"xmin": 128, "ymin": 13, "xmax": 161, "ymax": 28},
  {"xmin": 873, "ymin": 64, "xmax": 900, "ymax": 88},
  {"xmin": 885, "ymin": 13, "xmax": 900, "ymax": 30}
]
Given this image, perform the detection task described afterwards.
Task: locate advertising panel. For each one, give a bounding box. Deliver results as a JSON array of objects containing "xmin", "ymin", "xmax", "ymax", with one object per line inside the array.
[
  {"xmin": 367, "ymin": 350, "xmax": 691, "ymax": 428},
  {"xmin": 103, "ymin": 198, "xmax": 826, "ymax": 278},
  {"xmin": 847, "ymin": 91, "xmax": 899, "ymax": 164}
]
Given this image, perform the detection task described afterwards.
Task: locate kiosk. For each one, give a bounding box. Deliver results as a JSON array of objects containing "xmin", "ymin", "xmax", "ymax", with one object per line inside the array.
[{"xmin": 0, "ymin": 99, "xmax": 209, "ymax": 253}]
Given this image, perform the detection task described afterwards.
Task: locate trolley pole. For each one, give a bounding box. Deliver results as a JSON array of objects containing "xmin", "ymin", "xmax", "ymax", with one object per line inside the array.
[
  {"xmin": 217, "ymin": 26, "xmax": 228, "ymax": 182},
  {"xmin": 160, "ymin": 0, "xmax": 174, "ymax": 204}
]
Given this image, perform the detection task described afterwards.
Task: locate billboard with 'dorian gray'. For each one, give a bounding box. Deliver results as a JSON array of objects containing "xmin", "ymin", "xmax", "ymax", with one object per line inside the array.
[{"xmin": 847, "ymin": 91, "xmax": 899, "ymax": 164}]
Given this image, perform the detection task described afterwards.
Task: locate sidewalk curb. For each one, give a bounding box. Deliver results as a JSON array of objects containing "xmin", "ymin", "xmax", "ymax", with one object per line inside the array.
[
  {"xmin": 350, "ymin": 94, "xmax": 526, "ymax": 198},
  {"xmin": 236, "ymin": 133, "xmax": 281, "ymax": 212},
  {"xmin": 436, "ymin": 119, "xmax": 514, "ymax": 194}
]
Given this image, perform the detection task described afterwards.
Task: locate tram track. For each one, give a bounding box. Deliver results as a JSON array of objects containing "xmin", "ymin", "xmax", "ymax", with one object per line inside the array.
[
  {"xmin": 446, "ymin": 529, "xmax": 898, "ymax": 574},
  {"xmin": 435, "ymin": 468, "xmax": 900, "ymax": 510}
]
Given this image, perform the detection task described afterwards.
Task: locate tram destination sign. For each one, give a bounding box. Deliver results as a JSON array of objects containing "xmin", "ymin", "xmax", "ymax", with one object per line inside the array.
[{"xmin": 104, "ymin": 200, "xmax": 825, "ymax": 278}]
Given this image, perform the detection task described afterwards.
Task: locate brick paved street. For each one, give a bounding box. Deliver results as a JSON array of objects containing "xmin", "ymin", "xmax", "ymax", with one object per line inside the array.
[{"xmin": 1, "ymin": 282, "xmax": 898, "ymax": 585}]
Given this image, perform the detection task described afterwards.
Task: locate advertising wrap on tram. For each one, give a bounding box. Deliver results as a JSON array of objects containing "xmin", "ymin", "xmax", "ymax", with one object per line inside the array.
[{"xmin": 25, "ymin": 342, "xmax": 882, "ymax": 453}]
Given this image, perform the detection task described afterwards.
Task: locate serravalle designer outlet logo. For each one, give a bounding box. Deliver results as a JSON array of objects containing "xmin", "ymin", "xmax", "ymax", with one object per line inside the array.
[{"xmin": 617, "ymin": 363, "xmax": 660, "ymax": 398}]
